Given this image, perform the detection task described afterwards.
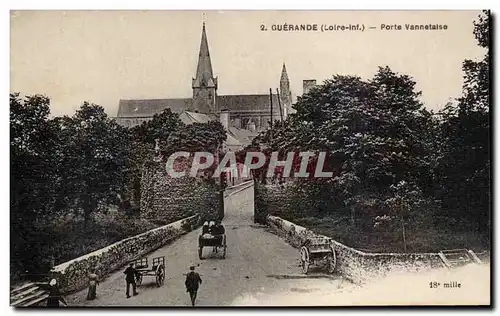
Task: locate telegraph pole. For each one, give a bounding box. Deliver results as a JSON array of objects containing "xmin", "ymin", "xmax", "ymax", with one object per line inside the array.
[{"xmin": 269, "ymin": 88, "xmax": 273, "ymax": 143}]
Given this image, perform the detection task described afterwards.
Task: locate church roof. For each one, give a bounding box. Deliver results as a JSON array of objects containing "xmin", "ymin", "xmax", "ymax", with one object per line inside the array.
[
  {"xmin": 217, "ymin": 94, "xmax": 281, "ymax": 113},
  {"xmin": 117, "ymin": 98, "xmax": 191, "ymax": 117},
  {"xmin": 117, "ymin": 93, "xmax": 284, "ymax": 117}
]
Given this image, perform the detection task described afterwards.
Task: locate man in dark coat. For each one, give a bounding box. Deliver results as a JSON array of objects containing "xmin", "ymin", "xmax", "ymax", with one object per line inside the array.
[
  {"xmin": 211, "ymin": 220, "xmax": 225, "ymax": 244},
  {"xmin": 124, "ymin": 262, "xmax": 139, "ymax": 298},
  {"xmin": 185, "ymin": 266, "xmax": 202, "ymax": 306},
  {"xmin": 212, "ymin": 220, "xmax": 225, "ymax": 235}
]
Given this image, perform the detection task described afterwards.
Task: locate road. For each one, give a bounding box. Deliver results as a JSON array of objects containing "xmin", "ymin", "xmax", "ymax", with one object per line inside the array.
[{"xmin": 66, "ymin": 182, "xmax": 346, "ymax": 306}]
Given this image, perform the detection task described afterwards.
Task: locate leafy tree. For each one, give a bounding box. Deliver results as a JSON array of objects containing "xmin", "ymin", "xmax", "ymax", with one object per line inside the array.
[
  {"xmin": 10, "ymin": 93, "xmax": 62, "ymax": 277},
  {"xmin": 132, "ymin": 108, "xmax": 184, "ymax": 144},
  {"xmin": 58, "ymin": 102, "xmax": 132, "ymax": 227},
  {"xmin": 436, "ymin": 11, "xmax": 490, "ymax": 230},
  {"xmin": 257, "ymin": 67, "xmax": 434, "ymax": 222},
  {"xmin": 166, "ymin": 120, "xmax": 227, "ymax": 154},
  {"xmin": 383, "ymin": 180, "xmax": 427, "ymax": 252}
]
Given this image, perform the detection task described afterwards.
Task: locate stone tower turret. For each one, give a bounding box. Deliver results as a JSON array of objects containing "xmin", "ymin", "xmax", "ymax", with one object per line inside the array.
[{"xmin": 279, "ymin": 63, "xmax": 292, "ymax": 118}]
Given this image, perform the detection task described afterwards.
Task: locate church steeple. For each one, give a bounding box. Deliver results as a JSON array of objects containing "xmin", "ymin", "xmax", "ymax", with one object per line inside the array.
[
  {"xmin": 280, "ymin": 63, "xmax": 289, "ymax": 83},
  {"xmin": 193, "ymin": 22, "xmax": 216, "ymax": 88},
  {"xmin": 279, "ymin": 63, "xmax": 292, "ymax": 119},
  {"xmin": 191, "ymin": 22, "xmax": 218, "ymax": 113}
]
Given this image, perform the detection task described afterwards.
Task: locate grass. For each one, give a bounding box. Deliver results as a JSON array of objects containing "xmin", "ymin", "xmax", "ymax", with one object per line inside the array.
[
  {"xmin": 11, "ymin": 208, "xmax": 163, "ymax": 283},
  {"xmin": 280, "ymin": 214, "xmax": 490, "ymax": 254},
  {"xmin": 48, "ymin": 211, "xmax": 160, "ymax": 265}
]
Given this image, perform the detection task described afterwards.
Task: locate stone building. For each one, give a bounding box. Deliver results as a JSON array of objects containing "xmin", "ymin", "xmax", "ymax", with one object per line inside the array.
[
  {"xmin": 115, "ymin": 22, "xmax": 293, "ymax": 137},
  {"xmin": 302, "ymin": 79, "xmax": 317, "ymax": 95}
]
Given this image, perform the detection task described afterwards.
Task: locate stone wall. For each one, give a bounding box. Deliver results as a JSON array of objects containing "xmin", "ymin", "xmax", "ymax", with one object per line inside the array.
[
  {"xmin": 254, "ymin": 182, "xmax": 312, "ymax": 224},
  {"xmin": 50, "ymin": 215, "xmax": 199, "ymax": 294},
  {"xmin": 141, "ymin": 162, "xmax": 223, "ymax": 224},
  {"xmin": 266, "ymin": 215, "xmax": 444, "ymax": 284}
]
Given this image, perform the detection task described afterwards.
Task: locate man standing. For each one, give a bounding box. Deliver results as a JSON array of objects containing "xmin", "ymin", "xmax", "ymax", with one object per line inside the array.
[
  {"xmin": 124, "ymin": 262, "xmax": 139, "ymax": 298},
  {"xmin": 184, "ymin": 266, "xmax": 202, "ymax": 306}
]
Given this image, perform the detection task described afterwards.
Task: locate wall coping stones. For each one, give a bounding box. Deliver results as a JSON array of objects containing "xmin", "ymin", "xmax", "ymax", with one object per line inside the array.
[
  {"xmin": 266, "ymin": 215, "xmax": 444, "ymax": 284},
  {"xmin": 50, "ymin": 215, "xmax": 199, "ymax": 293}
]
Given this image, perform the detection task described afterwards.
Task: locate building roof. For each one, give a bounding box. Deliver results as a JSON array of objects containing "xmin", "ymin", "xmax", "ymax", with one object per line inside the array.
[
  {"xmin": 217, "ymin": 94, "xmax": 282, "ymax": 113},
  {"xmin": 179, "ymin": 111, "xmax": 218, "ymax": 125},
  {"xmin": 228, "ymin": 126, "xmax": 257, "ymax": 146},
  {"xmin": 118, "ymin": 93, "xmax": 283, "ymax": 118},
  {"xmin": 117, "ymin": 98, "xmax": 191, "ymax": 117}
]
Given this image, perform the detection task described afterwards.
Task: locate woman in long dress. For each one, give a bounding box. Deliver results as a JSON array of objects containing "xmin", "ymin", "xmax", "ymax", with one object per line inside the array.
[
  {"xmin": 86, "ymin": 272, "xmax": 99, "ymax": 300},
  {"xmin": 46, "ymin": 279, "xmax": 67, "ymax": 307}
]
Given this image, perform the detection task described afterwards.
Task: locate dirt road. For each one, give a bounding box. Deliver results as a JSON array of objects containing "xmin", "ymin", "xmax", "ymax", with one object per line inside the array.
[{"xmin": 67, "ymin": 182, "xmax": 346, "ymax": 306}]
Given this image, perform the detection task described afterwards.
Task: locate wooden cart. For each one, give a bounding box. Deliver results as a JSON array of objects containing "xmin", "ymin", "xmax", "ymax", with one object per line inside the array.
[
  {"xmin": 299, "ymin": 237, "xmax": 336, "ymax": 274},
  {"xmin": 198, "ymin": 233, "xmax": 227, "ymax": 259},
  {"xmin": 133, "ymin": 256, "xmax": 165, "ymax": 287}
]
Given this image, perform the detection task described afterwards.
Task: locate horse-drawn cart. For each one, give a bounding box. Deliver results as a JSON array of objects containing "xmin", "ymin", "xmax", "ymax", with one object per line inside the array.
[
  {"xmin": 300, "ymin": 237, "xmax": 336, "ymax": 274},
  {"xmin": 133, "ymin": 256, "xmax": 165, "ymax": 287},
  {"xmin": 198, "ymin": 233, "xmax": 227, "ymax": 259}
]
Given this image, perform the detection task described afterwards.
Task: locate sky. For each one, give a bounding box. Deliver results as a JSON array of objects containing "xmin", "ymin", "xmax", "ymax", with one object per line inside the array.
[{"xmin": 10, "ymin": 10, "xmax": 486, "ymax": 117}]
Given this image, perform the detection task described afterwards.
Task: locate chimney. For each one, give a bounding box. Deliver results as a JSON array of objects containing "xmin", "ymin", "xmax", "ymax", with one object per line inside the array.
[
  {"xmin": 303, "ymin": 79, "xmax": 317, "ymax": 95},
  {"xmin": 220, "ymin": 108, "xmax": 230, "ymax": 130}
]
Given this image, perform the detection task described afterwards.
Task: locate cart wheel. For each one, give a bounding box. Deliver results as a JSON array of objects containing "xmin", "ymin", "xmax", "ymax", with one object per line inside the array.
[
  {"xmin": 198, "ymin": 246, "xmax": 203, "ymax": 260},
  {"xmin": 136, "ymin": 274, "xmax": 143, "ymax": 286},
  {"xmin": 156, "ymin": 265, "xmax": 165, "ymax": 287},
  {"xmin": 300, "ymin": 246, "xmax": 310, "ymax": 274},
  {"xmin": 328, "ymin": 245, "xmax": 337, "ymax": 274}
]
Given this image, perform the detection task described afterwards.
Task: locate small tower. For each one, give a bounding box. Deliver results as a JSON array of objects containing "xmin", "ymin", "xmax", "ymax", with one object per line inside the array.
[
  {"xmin": 279, "ymin": 63, "xmax": 292, "ymax": 119},
  {"xmin": 191, "ymin": 22, "xmax": 218, "ymax": 113}
]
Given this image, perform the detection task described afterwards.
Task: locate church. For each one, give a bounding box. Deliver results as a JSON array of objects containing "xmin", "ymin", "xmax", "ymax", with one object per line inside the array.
[{"xmin": 115, "ymin": 22, "xmax": 294, "ymax": 151}]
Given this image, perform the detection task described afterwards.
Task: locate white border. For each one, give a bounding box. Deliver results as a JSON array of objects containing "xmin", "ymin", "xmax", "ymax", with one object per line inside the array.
[{"xmin": 2, "ymin": 1, "xmax": 497, "ymax": 316}]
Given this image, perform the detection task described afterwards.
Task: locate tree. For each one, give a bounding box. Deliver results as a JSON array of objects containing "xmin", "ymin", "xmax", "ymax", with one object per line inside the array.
[
  {"xmin": 58, "ymin": 102, "xmax": 132, "ymax": 227},
  {"xmin": 132, "ymin": 108, "xmax": 184, "ymax": 144},
  {"xmin": 384, "ymin": 181, "xmax": 427, "ymax": 252},
  {"xmin": 436, "ymin": 11, "xmax": 490, "ymax": 231},
  {"xmin": 10, "ymin": 93, "xmax": 62, "ymax": 277},
  {"xmin": 252, "ymin": 66, "xmax": 437, "ymax": 227},
  {"xmin": 166, "ymin": 120, "xmax": 227, "ymax": 154}
]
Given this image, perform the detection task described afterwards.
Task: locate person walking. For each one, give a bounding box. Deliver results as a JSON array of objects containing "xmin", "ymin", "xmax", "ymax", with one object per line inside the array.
[
  {"xmin": 86, "ymin": 271, "xmax": 99, "ymax": 300},
  {"xmin": 123, "ymin": 262, "xmax": 139, "ymax": 298},
  {"xmin": 184, "ymin": 266, "xmax": 202, "ymax": 306},
  {"xmin": 46, "ymin": 279, "xmax": 67, "ymax": 307}
]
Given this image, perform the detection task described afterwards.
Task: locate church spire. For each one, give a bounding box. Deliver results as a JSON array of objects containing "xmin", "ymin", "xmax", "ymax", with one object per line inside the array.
[
  {"xmin": 193, "ymin": 22, "xmax": 216, "ymax": 88},
  {"xmin": 280, "ymin": 63, "xmax": 289, "ymax": 83},
  {"xmin": 191, "ymin": 22, "xmax": 218, "ymax": 113}
]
